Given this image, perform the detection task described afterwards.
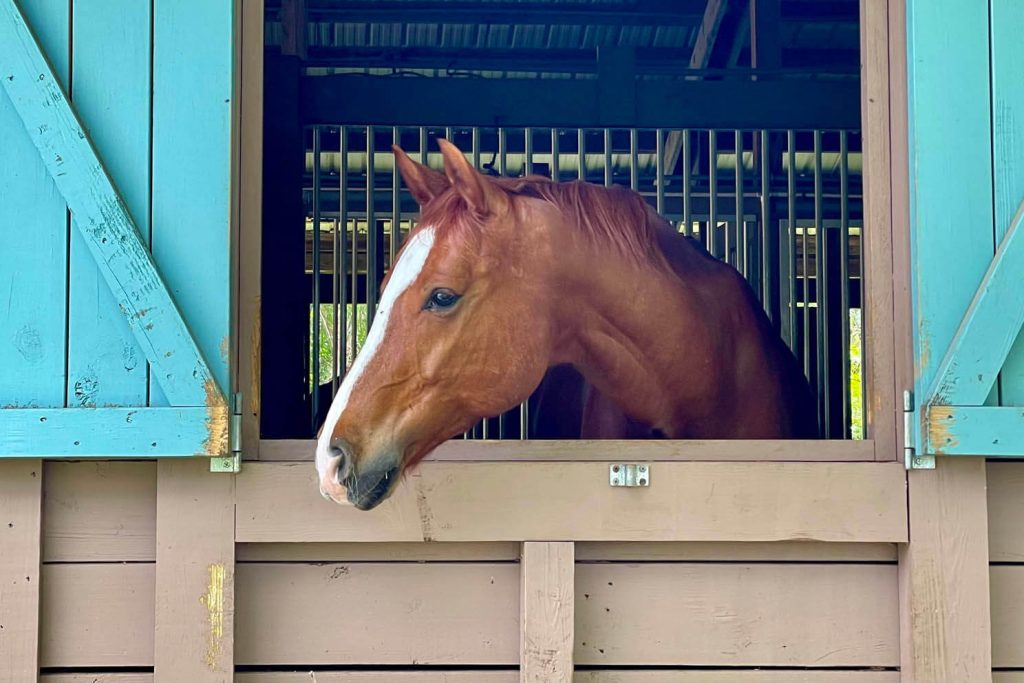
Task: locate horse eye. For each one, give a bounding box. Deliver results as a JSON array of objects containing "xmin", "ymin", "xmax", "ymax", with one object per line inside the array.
[{"xmin": 424, "ymin": 288, "xmax": 461, "ymax": 311}]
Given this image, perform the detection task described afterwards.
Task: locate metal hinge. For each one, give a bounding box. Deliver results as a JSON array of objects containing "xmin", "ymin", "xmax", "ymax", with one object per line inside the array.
[
  {"xmin": 904, "ymin": 390, "xmax": 934, "ymax": 470},
  {"xmin": 609, "ymin": 463, "xmax": 650, "ymax": 487},
  {"xmin": 210, "ymin": 392, "xmax": 242, "ymax": 473}
]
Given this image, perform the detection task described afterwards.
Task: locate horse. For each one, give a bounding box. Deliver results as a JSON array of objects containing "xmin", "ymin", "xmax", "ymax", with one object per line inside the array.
[{"xmin": 316, "ymin": 138, "xmax": 819, "ymax": 510}]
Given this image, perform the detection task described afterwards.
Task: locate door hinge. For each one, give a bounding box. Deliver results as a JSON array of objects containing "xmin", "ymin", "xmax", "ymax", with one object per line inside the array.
[
  {"xmin": 211, "ymin": 392, "xmax": 242, "ymax": 473},
  {"xmin": 610, "ymin": 463, "xmax": 650, "ymax": 487},
  {"xmin": 904, "ymin": 390, "xmax": 934, "ymax": 470}
]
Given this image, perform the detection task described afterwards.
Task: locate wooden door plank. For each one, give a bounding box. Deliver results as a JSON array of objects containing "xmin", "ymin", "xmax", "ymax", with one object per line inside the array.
[
  {"xmin": 66, "ymin": 0, "xmax": 152, "ymax": 408},
  {"xmin": 988, "ymin": 461, "xmax": 1024, "ymax": 562},
  {"xmin": 0, "ymin": 460, "xmax": 43, "ymax": 681},
  {"xmin": 898, "ymin": 459, "xmax": 991, "ymax": 682},
  {"xmin": 0, "ymin": 0, "xmax": 221, "ymax": 408},
  {"xmin": 926, "ymin": 405, "xmax": 1024, "ymax": 456},
  {"xmin": 521, "ymin": 542, "xmax": 574, "ymax": 683},
  {"xmin": 150, "ymin": 0, "xmax": 233, "ymax": 405},
  {"xmin": 154, "ymin": 459, "xmax": 235, "ymax": 682}
]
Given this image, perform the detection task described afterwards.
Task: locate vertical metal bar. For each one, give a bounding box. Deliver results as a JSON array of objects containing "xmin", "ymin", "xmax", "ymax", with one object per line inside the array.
[
  {"xmin": 335, "ymin": 126, "xmax": 349, "ymax": 386},
  {"xmin": 814, "ymin": 129, "xmax": 827, "ymax": 436},
  {"xmin": 603, "ymin": 128, "xmax": 613, "ymax": 187},
  {"xmin": 351, "ymin": 131, "xmax": 360, "ymax": 360},
  {"xmin": 656, "ymin": 129, "xmax": 665, "ymax": 215},
  {"xmin": 521, "ymin": 127, "xmax": 534, "ymax": 438},
  {"xmin": 734, "ymin": 130, "xmax": 744, "ymax": 270},
  {"xmin": 366, "ymin": 125, "xmax": 378, "ymax": 326},
  {"xmin": 471, "ymin": 126, "xmax": 481, "ymax": 171},
  {"xmin": 577, "ymin": 128, "xmax": 586, "ymax": 181},
  {"xmin": 498, "ymin": 127, "xmax": 507, "ymax": 176},
  {"xmin": 759, "ymin": 130, "xmax": 773, "ymax": 320},
  {"xmin": 419, "ymin": 127, "xmax": 428, "ymax": 165},
  {"xmin": 840, "ymin": 130, "xmax": 851, "ymax": 438},
  {"xmin": 629, "ymin": 128, "xmax": 638, "ymax": 192},
  {"xmin": 682, "ymin": 130, "xmax": 692, "ymax": 236},
  {"xmin": 551, "ymin": 128, "xmax": 560, "ymax": 182},
  {"xmin": 390, "ymin": 127, "xmax": 401, "ymax": 267},
  {"xmin": 311, "ymin": 126, "xmax": 322, "ymax": 425},
  {"xmin": 525, "ymin": 127, "xmax": 534, "ymax": 176},
  {"xmin": 786, "ymin": 129, "xmax": 798, "ymax": 355},
  {"xmin": 709, "ymin": 130, "xmax": 718, "ymax": 259}
]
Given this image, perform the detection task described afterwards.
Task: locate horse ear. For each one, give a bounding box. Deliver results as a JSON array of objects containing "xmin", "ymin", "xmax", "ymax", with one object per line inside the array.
[
  {"xmin": 392, "ymin": 145, "xmax": 450, "ymax": 206},
  {"xmin": 436, "ymin": 137, "xmax": 503, "ymax": 215}
]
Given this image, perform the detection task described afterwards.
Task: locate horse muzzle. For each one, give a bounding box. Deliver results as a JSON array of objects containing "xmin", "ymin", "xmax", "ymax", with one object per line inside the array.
[{"xmin": 318, "ymin": 443, "xmax": 401, "ymax": 511}]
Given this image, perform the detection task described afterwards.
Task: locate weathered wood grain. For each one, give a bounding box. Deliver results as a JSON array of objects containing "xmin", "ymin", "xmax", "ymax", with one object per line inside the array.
[
  {"xmin": 43, "ymin": 461, "xmax": 156, "ymax": 562},
  {"xmin": 237, "ymin": 541, "xmax": 520, "ymax": 562},
  {"xmin": 574, "ymin": 674, "xmax": 900, "ymax": 683},
  {"xmin": 898, "ymin": 459, "xmax": 991, "ymax": 682},
  {"xmin": 0, "ymin": 460, "xmax": 43, "ymax": 682},
  {"xmin": 988, "ymin": 461, "xmax": 1024, "ymax": 562},
  {"xmin": 0, "ymin": 0, "xmax": 222, "ymax": 408},
  {"xmin": 521, "ymin": 542, "xmax": 574, "ymax": 682},
  {"xmin": 575, "ymin": 563, "xmax": 898, "ymax": 666},
  {"xmin": 235, "ymin": 563, "xmax": 520, "ymax": 665},
  {"xmin": 67, "ymin": 0, "xmax": 151, "ymax": 408},
  {"xmin": 154, "ymin": 459, "xmax": 235, "ymax": 682},
  {"xmin": 927, "ymin": 405, "xmax": 1024, "ymax": 456},
  {"xmin": 236, "ymin": 461, "xmax": 908, "ymax": 543},
  {"xmin": 39, "ymin": 563, "xmax": 154, "ymax": 667}
]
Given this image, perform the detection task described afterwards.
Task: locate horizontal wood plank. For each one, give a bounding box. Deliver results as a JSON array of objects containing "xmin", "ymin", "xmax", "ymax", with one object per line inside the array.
[
  {"xmin": 41, "ymin": 676, "xmax": 153, "ymax": 683},
  {"xmin": 235, "ymin": 563, "xmax": 519, "ymax": 665},
  {"xmin": 237, "ymin": 542, "xmax": 520, "ymax": 562},
  {"xmin": 0, "ymin": 407, "xmax": 225, "ymax": 457},
  {"xmin": 236, "ymin": 462, "xmax": 908, "ymax": 543},
  {"xmin": 574, "ymin": 674, "xmax": 900, "ymax": 682},
  {"xmin": 927, "ymin": 406, "xmax": 1024, "ymax": 456},
  {"xmin": 40, "ymin": 563, "xmax": 154, "ymax": 667},
  {"xmin": 236, "ymin": 675, "xmax": 517, "ymax": 683},
  {"xmin": 43, "ymin": 461, "xmax": 156, "ymax": 562},
  {"xmin": 991, "ymin": 565, "xmax": 1024, "ymax": 668},
  {"xmin": 258, "ymin": 438, "xmax": 877, "ymax": 462},
  {"xmin": 38, "ymin": 673, "xmax": 905, "ymax": 683},
  {"xmin": 988, "ymin": 461, "xmax": 1024, "ymax": 561},
  {"xmin": 575, "ymin": 563, "xmax": 899, "ymax": 666}
]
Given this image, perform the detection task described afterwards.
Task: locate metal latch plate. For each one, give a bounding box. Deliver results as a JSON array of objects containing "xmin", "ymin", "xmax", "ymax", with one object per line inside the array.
[{"xmin": 610, "ymin": 463, "xmax": 650, "ymax": 487}]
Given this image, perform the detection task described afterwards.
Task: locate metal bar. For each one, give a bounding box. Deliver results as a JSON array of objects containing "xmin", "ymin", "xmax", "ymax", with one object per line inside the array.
[
  {"xmin": 391, "ymin": 126, "xmax": 401, "ymax": 266},
  {"xmin": 759, "ymin": 129, "xmax": 773, "ymax": 319},
  {"xmin": 656, "ymin": 129, "xmax": 665, "ymax": 215},
  {"xmin": 351, "ymin": 129, "xmax": 361, "ymax": 359},
  {"xmin": 814, "ymin": 129, "xmax": 827, "ymax": 435},
  {"xmin": 629, "ymin": 128, "xmax": 639, "ymax": 191},
  {"xmin": 472, "ymin": 126, "xmax": 481, "ymax": 171},
  {"xmin": 682, "ymin": 130, "xmax": 692, "ymax": 236},
  {"xmin": 839, "ymin": 130, "xmax": 851, "ymax": 437},
  {"xmin": 578, "ymin": 128, "xmax": 586, "ymax": 181},
  {"xmin": 311, "ymin": 126, "xmax": 322, "ymax": 426},
  {"xmin": 336, "ymin": 127, "xmax": 349, "ymax": 382},
  {"xmin": 603, "ymin": 128, "xmax": 613, "ymax": 187},
  {"xmin": 366, "ymin": 125, "xmax": 378, "ymax": 326},
  {"xmin": 525, "ymin": 127, "xmax": 534, "ymax": 176},
  {"xmin": 734, "ymin": 129, "xmax": 744, "ymax": 269},
  {"xmin": 551, "ymin": 128, "xmax": 560, "ymax": 182},
  {"xmin": 498, "ymin": 127, "xmax": 507, "ymax": 176},
  {"xmin": 786, "ymin": 129, "xmax": 798, "ymax": 351},
  {"xmin": 709, "ymin": 130, "xmax": 718, "ymax": 258}
]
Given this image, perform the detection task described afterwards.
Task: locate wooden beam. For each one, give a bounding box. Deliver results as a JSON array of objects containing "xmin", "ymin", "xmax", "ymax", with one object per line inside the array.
[
  {"xmin": 926, "ymin": 405, "xmax": 1024, "ymax": 456},
  {"xmin": 279, "ymin": 0, "xmax": 306, "ymax": 59},
  {"xmin": 924, "ymin": 197, "xmax": 1024, "ymax": 407},
  {"xmin": 520, "ymin": 542, "xmax": 574, "ymax": 683},
  {"xmin": 0, "ymin": 0, "xmax": 223, "ymax": 408},
  {"xmin": 154, "ymin": 459, "xmax": 235, "ymax": 682},
  {"xmin": 0, "ymin": 407, "xmax": 227, "ymax": 457},
  {"xmin": 691, "ymin": 0, "xmax": 730, "ymax": 69},
  {"xmin": 236, "ymin": 461, "xmax": 908, "ymax": 543},
  {"xmin": 0, "ymin": 460, "xmax": 42, "ymax": 680},
  {"xmin": 899, "ymin": 459, "xmax": 991, "ymax": 682}
]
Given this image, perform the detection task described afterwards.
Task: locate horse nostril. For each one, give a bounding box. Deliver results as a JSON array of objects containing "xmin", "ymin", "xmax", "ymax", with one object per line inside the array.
[{"xmin": 330, "ymin": 439, "xmax": 353, "ymax": 484}]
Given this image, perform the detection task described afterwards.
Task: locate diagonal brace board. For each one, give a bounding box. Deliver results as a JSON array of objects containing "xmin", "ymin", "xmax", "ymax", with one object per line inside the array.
[
  {"xmin": 0, "ymin": 0, "xmax": 224, "ymax": 408},
  {"xmin": 924, "ymin": 196, "xmax": 1024, "ymax": 407}
]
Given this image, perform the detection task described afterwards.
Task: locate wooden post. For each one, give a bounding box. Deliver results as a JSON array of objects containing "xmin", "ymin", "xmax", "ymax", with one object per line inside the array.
[
  {"xmin": 899, "ymin": 459, "xmax": 992, "ymax": 682},
  {"xmin": 0, "ymin": 460, "xmax": 42, "ymax": 682},
  {"xmin": 520, "ymin": 541, "xmax": 574, "ymax": 683},
  {"xmin": 154, "ymin": 459, "xmax": 235, "ymax": 682}
]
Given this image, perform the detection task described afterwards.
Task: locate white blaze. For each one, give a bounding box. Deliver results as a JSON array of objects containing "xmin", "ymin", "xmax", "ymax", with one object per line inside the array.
[{"xmin": 315, "ymin": 227, "xmax": 437, "ymax": 484}]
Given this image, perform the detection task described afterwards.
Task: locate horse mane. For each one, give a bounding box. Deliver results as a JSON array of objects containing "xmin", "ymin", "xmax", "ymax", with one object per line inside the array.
[{"xmin": 417, "ymin": 174, "xmax": 675, "ymax": 270}]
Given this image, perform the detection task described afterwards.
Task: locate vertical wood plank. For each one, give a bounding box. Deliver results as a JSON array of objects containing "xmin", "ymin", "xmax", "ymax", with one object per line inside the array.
[
  {"xmin": 0, "ymin": 0, "xmax": 68, "ymax": 410},
  {"xmin": 898, "ymin": 459, "xmax": 991, "ymax": 682},
  {"xmin": 154, "ymin": 460, "xmax": 235, "ymax": 682},
  {"xmin": 991, "ymin": 0, "xmax": 1024, "ymax": 405},
  {"xmin": 520, "ymin": 542, "xmax": 574, "ymax": 683},
  {"xmin": 905, "ymin": 0, "xmax": 994, "ymax": 411},
  {"xmin": 238, "ymin": 0, "xmax": 264, "ymax": 457},
  {"xmin": 67, "ymin": 0, "xmax": 151, "ymax": 408},
  {"xmin": 151, "ymin": 0, "xmax": 234, "ymax": 405},
  {"xmin": 859, "ymin": 0, "xmax": 898, "ymax": 459},
  {"xmin": 0, "ymin": 460, "xmax": 43, "ymax": 682}
]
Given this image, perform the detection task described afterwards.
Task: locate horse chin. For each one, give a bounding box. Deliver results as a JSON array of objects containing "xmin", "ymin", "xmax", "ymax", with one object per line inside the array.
[{"xmin": 346, "ymin": 460, "xmax": 402, "ymax": 511}]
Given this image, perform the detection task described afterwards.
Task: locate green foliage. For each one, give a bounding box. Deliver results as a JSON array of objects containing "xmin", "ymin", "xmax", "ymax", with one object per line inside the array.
[
  {"xmin": 309, "ymin": 304, "xmax": 369, "ymax": 390},
  {"xmin": 849, "ymin": 308, "xmax": 864, "ymax": 440}
]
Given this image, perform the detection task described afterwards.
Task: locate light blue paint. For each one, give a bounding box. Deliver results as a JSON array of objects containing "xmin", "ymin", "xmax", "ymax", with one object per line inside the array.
[
  {"xmin": 67, "ymin": 0, "xmax": 152, "ymax": 408},
  {"xmin": 991, "ymin": 0, "xmax": 1024, "ymax": 406},
  {"xmin": 924, "ymin": 200, "xmax": 1024, "ymax": 407},
  {"xmin": 0, "ymin": 407, "xmax": 220, "ymax": 457},
  {"xmin": 926, "ymin": 406, "xmax": 1024, "ymax": 457},
  {"xmin": 0, "ymin": 0, "xmax": 68, "ymax": 409},
  {"xmin": 0, "ymin": 0, "xmax": 223, "ymax": 409},
  {"xmin": 150, "ymin": 0, "xmax": 234, "ymax": 405}
]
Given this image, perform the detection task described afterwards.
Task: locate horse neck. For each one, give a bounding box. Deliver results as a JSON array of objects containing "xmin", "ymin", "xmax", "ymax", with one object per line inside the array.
[{"xmin": 547, "ymin": 232, "xmax": 712, "ymax": 435}]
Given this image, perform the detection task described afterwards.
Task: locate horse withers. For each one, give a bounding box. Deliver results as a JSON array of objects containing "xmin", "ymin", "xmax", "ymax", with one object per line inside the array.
[{"xmin": 316, "ymin": 139, "xmax": 817, "ymax": 510}]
